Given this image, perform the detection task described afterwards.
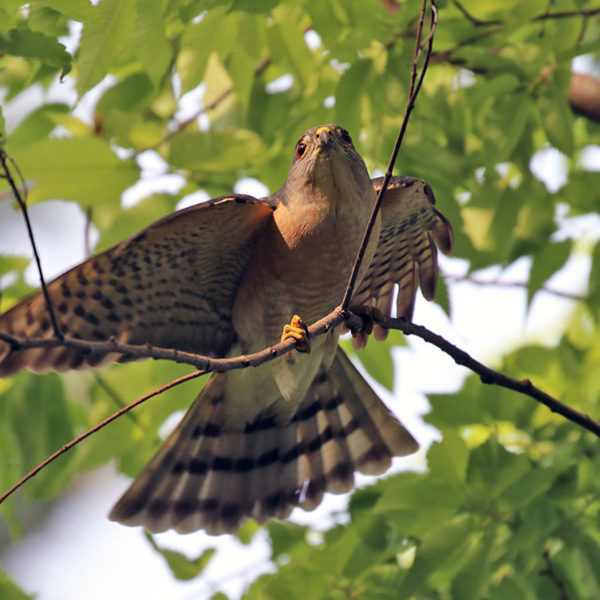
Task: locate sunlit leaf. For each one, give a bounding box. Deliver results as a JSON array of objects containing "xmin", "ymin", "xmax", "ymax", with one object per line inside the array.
[
  {"xmin": 10, "ymin": 137, "xmax": 139, "ymax": 206},
  {"xmin": 0, "ymin": 572, "xmax": 33, "ymax": 600},
  {"xmin": 77, "ymin": 0, "xmax": 135, "ymax": 95},
  {"xmin": 0, "ymin": 28, "xmax": 71, "ymax": 74},
  {"xmin": 145, "ymin": 533, "xmax": 216, "ymax": 580}
]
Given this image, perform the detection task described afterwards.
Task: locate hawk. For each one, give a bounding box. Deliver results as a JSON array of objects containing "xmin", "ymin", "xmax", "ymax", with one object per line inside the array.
[{"xmin": 0, "ymin": 125, "xmax": 453, "ymax": 535}]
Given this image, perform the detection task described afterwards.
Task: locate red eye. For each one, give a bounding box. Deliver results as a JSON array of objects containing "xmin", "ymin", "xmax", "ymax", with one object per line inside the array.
[
  {"xmin": 296, "ymin": 142, "xmax": 307, "ymax": 158},
  {"xmin": 341, "ymin": 131, "xmax": 353, "ymax": 146}
]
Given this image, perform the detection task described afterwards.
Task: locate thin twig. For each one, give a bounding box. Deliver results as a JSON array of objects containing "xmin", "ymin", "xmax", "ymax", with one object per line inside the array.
[
  {"xmin": 533, "ymin": 7, "xmax": 600, "ymax": 21},
  {"xmin": 2, "ymin": 0, "xmax": 598, "ymax": 510},
  {"xmin": 0, "ymin": 369, "xmax": 206, "ymax": 505},
  {"xmin": 3, "ymin": 308, "xmax": 599, "ymax": 506},
  {"xmin": 146, "ymin": 57, "xmax": 271, "ymax": 154},
  {"xmin": 341, "ymin": 0, "xmax": 437, "ymax": 312},
  {"xmin": 0, "ymin": 306, "xmax": 346, "ymax": 373},
  {"xmin": 93, "ymin": 372, "xmax": 144, "ymax": 428},
  {"xmin": 84, "ymin": 206, "xmax": 93, "ymax": 258},
  {"xmin": 452, "ymin": 0, "xmax": 600, "ymax": 26},
  {"xmin": 538, "ymin": 550, "xmax": 568, "ymax": 600},
  {"xmin": 445, "ymin": 273, "xmax": 586, "ymax": 301},
  {"xmin": 0, "ymin": 150, "xmax": 63, "ymax": 340},
  {"xmin": 451, "ymin": 0, "xmax": 502, "ymax": 26}
]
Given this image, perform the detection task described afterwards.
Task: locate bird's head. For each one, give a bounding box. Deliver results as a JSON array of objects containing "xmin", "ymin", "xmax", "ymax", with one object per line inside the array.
[{"xmin": 281, "ymin": 124, "xmax": 373, "ymax": 212}]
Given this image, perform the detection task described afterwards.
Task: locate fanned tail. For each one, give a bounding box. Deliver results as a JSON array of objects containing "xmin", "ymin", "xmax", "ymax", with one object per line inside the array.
[{"xmin": 109, "ymin": 347, "xmax": 418, "ymax": 535}]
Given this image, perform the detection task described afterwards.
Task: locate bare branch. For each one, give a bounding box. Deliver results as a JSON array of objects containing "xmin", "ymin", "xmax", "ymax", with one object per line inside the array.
[
  {"xmin": 533, "ymin": 7, "xmax": 600, "ymax": 21},
  {"xmin": 0, "ymin": 369, "xmax": 206, "ymax": 506},
  {"xmin": 3, "ymin": 305, "xmax": 599, "ymax": 506},
  {"xmin": 341, "ymin": 0, "xmax": 437, "ymax": 312},
  {"xmin": 451, "ymin": 0, "xmax": 502, "ymax": 26},
  {"xmin": 383, "ymin": 315, "xmax": 600, "ymax": 439},
  {"xmin": 538, "ymin": 549, "xmax": 568, "ymax": 600},
  {"xmin": 445, "ymin": 273, "xmax": 587, "ymax": 301},
  {"xmin": 0, "ymin": 306, "xmax": 346, "ymax": 373},
  {"xmin": 144, "ymin": 57, "xmax": 272, "ymax": 155},
  {"xmin": 0, "ymin": 150, "xmax": 63, "ymax": 340},
  {"xmin": 2, "ymin": 0, "xmax": 597, "ymax": 514},
  {"xmin": 452, "ymin": 0, "xmax": 600, "ymax": 26}
]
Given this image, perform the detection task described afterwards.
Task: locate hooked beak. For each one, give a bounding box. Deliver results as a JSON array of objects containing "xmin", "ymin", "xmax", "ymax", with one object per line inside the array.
[{"xmin": 315, "ymin": 126, "xmax": 334, "ymax": 149}]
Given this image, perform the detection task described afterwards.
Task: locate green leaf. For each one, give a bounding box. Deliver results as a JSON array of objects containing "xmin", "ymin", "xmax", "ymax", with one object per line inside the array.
[
  {"xmin": 428, "ymin": 430, "xmax": 469, "ymax": 485},
  {"xmin": 31, "ymin": 0, "xmax": 98, "ymax": 22},
  {"xmin": 0, "ymin": 571, "xmax": 33, "ymax": 600},
  {"xmin": 398, "ymin": 514, "xmax": 474, "ymax": 596},
  {"xmin": 231, "ymin": 0, "xmax": 279, "ymax": 12},
  {"xmin": 235, "ymin": 518, "xmax": 261, "ymax": 544},
  {"xmin": 0, "ymin": 255, "xmax": 29, "ymax": 276},
  {"xmin": 176, "ymin": 7, "xmax": 236, "ymax": 94},
  {"xmin": 0, "ymin": 102, "xmax": 5, "ymax": 143},
  {"xmin": 133, "ymin": 0, "xmax": 172, "ymax": 88},
  {"xmin": 500, "ymin": 465, "xmax": 560, "ymax": 509},
  {"xmin": 168, "ymin": 129, "xmax": 264, "ymax": 174},
  {"xmin": 267, "ymin": 6, "xmax": 316, "ymax": 94},
  {"xmin": 467, "ymin": 439, "xmax": 531, "ymax": 502},
  {"xmin": 145, "ymin": 533, "xmax": 216, "ymax": 580},
  {"xmin": 96, "ymin": 72, "xmax": 153, "ymax": 113},
  {"xmin": 6, "ymin": 103, "xmax": 70, "ymax": 151},
  {"xmin": 1, "ymin": 372, "xmax": 76, "ymax": 499},
  {"xmin": 267, "ymin": 521, "xmax": 308, "ymax": 560},
  {"xmin": 77, "ymin": 0, "xmax": 136, "ymax": 95},
  {"xmin": 528, "ymin": 240, "xmax": 571, "ymax": 304},
  {"xmin": 451, "ymin": 528, "xmax": 495, "ymax": 599},
  {"xmin": 375, "ymin": 473, "xmax": 464, "ymax": 536},
  {"xmin": 0, "ymin": 28, "xmax": 71, "ymax": 74},
  {"xmin": 335, "ymin": 59, "xmax": 372, "ymax": 134},
  {"xmin": 10, "ymin": 137, "xmax": 139, "ymax": 206},
  {"xmin": 227, "ymin": 47, "xmax": 257, "ymax": 115},
  {"xmin": 587, "ymin": 241, "xmax": 600, "ymax": 312},
  {"xmin": 538, "ymin": 88, "xmax": 575, "ymax": 156}
]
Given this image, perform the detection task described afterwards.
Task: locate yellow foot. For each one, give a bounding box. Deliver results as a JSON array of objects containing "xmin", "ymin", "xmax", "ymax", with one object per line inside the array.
[
  {"xmin": 348, "ymin": 304, "xmax": 386, "ymax": 337},
  {"xmin": 281, "ymin": 314, "xmax": 311, "ymax": 353}
]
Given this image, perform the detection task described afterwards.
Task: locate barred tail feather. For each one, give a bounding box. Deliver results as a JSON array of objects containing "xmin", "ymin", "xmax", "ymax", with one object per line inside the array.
[{"xmin": 109, "ymin": 347, "xmax": 418, "ymax": 535}]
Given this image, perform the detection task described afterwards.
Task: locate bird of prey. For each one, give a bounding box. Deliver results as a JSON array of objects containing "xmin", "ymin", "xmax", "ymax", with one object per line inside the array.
[{"xmin": 0, "ymin": 124, "xmax": 453, "ymax": 535}]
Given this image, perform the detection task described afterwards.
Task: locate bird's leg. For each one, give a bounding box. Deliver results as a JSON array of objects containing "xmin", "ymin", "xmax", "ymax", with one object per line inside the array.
[
  {"xmin": 281, "ymin": 314, "xmax": 311, "ymax": 353},
  {"xmin": 347, "ymin": 304, "xmax": 386, "ymax": 337}
]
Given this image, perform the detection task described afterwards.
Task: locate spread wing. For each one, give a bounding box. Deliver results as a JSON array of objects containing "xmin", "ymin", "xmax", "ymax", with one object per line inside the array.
[
  {"xmin": 351, "ymin": 176, "xmax": 453, "ymax": 347},
  {"xmin": 0, "ymin": 195, "xmax": 274, "ymax": 375}
]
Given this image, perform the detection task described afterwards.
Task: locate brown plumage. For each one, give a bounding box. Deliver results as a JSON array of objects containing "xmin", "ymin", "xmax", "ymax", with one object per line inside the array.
[{"xmin": 0, "ymin": 124, "xmax": 453, "ymax": 535}]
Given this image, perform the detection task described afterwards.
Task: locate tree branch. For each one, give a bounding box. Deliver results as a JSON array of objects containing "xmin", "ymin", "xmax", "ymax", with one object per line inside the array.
[
  {"xmin": 341, "ymin": 0, "xmax": 437, "ymax": 312},
  {"xmin": 0, "ymin": 368, "xmax": 207, "ymax": 506},
  {"xmin": 141, "ymin": 57, "xmax": 272, "ymax": 155},
  {"xmin": 538, "ymin": 549, "xmax": 568, "ymax": 600},
  {"xmin": 452, "ymin": 0, "xmax": 600, "ymax": 26},
  {"xmin": 2, "ymin": 0, "xmax": 598, "ymax": 514},
  {"xmin": 0, "ymin": 150, "xmax": 63, "ymax": 341},
  {"xmin": 445, "ymin": 273, "xmax": 587, "ymax": 301},
  {"xmin": 3, "ymin": 306, "xmax": 599, "ymax": 506},
  {"xmin": 0, "ymin": 306, "xmax": 346, "ymax": 373},
  {"xmin": 385, "ymin": 315, "xmax": 600, "ymax": 438},
  {"xmin": 569, "ymin": 73, "xmax": 600, "ymax": 124}
]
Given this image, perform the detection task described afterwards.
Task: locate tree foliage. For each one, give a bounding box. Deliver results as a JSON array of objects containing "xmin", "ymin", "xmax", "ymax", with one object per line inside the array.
[{"xmin": 1, "ymin": 0, "xmax": 600, "ymax": 598}]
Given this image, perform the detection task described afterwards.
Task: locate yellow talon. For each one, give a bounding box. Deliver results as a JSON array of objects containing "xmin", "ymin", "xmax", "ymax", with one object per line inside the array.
[{"xmin": 281, "ymin": 314, "xmax": 311, "ymax": 353}]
